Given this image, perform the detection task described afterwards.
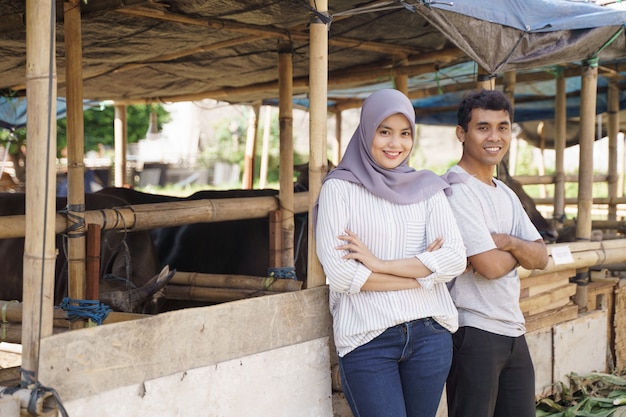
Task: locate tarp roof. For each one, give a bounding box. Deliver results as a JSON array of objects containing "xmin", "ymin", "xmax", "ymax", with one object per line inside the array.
[
  {"xmin": 1, "ymin": 1, "xmax": 625, "ymax": 102},
  {"xmin": 0, "ymin": 97, "xmax": 101, "ymax": 130},
  {"xmin": 0, "ymin": 0, "xmax": 625, "ymax": 136}
]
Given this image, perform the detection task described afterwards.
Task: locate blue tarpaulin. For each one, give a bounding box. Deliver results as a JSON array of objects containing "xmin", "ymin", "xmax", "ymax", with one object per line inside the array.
[{"xmin": 0, "ymin": 97, "xmax": 101, "ymax": 130}]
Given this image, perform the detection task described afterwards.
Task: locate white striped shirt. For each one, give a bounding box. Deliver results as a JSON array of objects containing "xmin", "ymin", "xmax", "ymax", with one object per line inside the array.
[{"xmin": 315, "ymin": 179, "xmax": 467, "ymax": 357}]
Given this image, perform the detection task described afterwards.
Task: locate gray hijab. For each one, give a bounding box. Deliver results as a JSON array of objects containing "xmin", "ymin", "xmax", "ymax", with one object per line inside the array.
[{"xmin": 322, "ymin": 88, "xmax": 449, "ymax": 204}]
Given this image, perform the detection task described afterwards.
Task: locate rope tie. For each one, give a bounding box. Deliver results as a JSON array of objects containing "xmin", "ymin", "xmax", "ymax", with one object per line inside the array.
[
  {"xmin": 57, "ymin": 297, "xmax": 112, "ymax": 325},
  {"xmin": 268, "ymin": 267, "xmax": 297, "ymax": 280},
  {"xmin": 22, "ymin": 368, "xmax": 69, "ymax": 417}
]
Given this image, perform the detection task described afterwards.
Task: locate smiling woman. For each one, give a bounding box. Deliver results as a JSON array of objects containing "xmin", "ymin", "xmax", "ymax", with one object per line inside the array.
[
  {"xmin": 314, "ymin": 88, "xmax": 467, "ymax": 417},
  {"xmin": 370, "ymin": 113, "xmax": 414, "ymax": 170}
]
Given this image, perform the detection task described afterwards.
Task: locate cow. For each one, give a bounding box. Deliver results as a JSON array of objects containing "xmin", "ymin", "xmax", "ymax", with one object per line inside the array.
[
  {"xmin": 95, "ymin": 187, "xmax": 309, "ymax": 281},
  {"xmin": 92, "ymin": 163, "xmax": 323, "ymax": 310},
  {"xmin": 0, "ymin": 192, "xmax": 176, "ymax": 314}
]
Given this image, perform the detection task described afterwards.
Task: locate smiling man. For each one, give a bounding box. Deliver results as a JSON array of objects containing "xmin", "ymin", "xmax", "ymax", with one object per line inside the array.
[{"xmin": 441, "ymin": 89, "xmax": 549, "ymax": 417}]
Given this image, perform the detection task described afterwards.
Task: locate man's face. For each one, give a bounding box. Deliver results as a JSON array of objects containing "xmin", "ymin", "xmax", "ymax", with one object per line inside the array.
[{"xmin": 456, "ymin": 108, "xmax": 511, "ymax": 168}]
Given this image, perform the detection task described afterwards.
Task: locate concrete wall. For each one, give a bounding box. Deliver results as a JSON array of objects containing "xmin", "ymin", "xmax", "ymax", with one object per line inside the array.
[
  {"xmin": 528, "ymin": 309, "xmax": 608, "ymax": 397},
  {"xmin": 37, "ymin": 287, "xmax": 333, "ymax": 416}
]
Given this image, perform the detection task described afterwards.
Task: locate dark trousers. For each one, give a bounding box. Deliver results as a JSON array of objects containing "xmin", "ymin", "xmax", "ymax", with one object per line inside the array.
[{"xmin": 446, "ymin": 326, "xmax": 535, "ymax": 417}]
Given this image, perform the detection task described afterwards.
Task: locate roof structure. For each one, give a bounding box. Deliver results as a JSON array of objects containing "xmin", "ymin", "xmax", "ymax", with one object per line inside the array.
[{"xmin": 0, "ymin": 0, "xmax": 625, "ymax": 139}]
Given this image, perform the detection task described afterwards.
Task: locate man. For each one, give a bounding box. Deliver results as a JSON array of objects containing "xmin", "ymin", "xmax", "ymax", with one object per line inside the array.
[{"xmin": 442, "ymin": 89, "xmax": 549, "ymax": 417}]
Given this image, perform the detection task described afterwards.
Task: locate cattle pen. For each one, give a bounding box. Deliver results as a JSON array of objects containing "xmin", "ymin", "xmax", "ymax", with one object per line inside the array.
[
  {"xmin": 2, "ymin": 1, "xmax": 626, "ymax": 417},
  {"xmin": 1, "ymin": 191, "xmax": 626, "ymax": 417}
]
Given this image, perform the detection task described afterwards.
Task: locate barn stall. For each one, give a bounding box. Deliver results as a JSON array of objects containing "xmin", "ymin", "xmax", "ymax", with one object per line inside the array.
[{"xmin": 1, "ymin": 1, "xmax": 626, "ymax": 416}]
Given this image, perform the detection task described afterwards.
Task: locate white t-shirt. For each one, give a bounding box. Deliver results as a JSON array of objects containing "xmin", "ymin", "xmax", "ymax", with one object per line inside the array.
[
  {"xmin": 315, "ymin": 178, "xmax": 467, "ymax": 357},
  {"xmin": 443, "ymin": 165, "xmax": 542, "ymax": 337}
]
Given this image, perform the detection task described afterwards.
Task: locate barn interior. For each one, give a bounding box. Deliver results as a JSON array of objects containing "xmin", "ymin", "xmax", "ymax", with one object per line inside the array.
[{"xmin": 1, "ymin": 1, "xmax": 626, "ymax": 416}]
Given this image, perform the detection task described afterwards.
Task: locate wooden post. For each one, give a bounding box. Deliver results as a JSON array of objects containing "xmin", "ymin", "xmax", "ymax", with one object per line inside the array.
[
  {"xmin": 259, "ymin": 106, "xmax": 271, "ymax": 189},
  {"xmin": 23, "ymin": 0, "xmax": 57, "ymax": 381},
  {"xmin": 574, "ymin": 60, "xmax": 598, "ymax": 307},
  {"xmin": 553, "ymin": 70, "xmax": 567, "ymax": 231},
  {"xmin": 307, "ymin": 0, "xmax": 328, "ymax": 288},
  {"xmin": 86, "ymin": 224, "xmax": 101, "ymax": 300},
  {"xmin": 393, "ymin": 56, "xmax": 409, "ymax": 95},
  {"xmin": 476, "ymin": 66, "xmax": 495, "ymax": 91},
  {"xmin": 64, "ymin": 0, "xmax": 87, "ymax": 330},
  {"xmin": 607, "ymin": 79, "xmax": 619, "ymax": 232},
  {"xmin": 278, "ymin": 42, "xmax": 295, "ymax": 273},
  {"xmin": 114, "ymin": 104, "xmax": 128, "ymax": 187},
  {"xmin": 334, "ymin": 111, "xmax": 342, "ymax": 166},
  {"xmin": 268, "ymin": 210, "xmax": 282, "ymax": 269},
  {"xmin": 242, "ymin": 103, "xmax": 260, "ymax": 189},
  {"xmin": 500, "ymin": 71, "xmax": 516, "ymax": 175}
]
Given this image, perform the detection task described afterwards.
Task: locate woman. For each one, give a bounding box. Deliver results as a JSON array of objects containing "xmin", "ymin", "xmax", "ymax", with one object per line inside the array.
[{"xmin": 315, "ymin": 88, "xmax": 467, "ymax": 417}]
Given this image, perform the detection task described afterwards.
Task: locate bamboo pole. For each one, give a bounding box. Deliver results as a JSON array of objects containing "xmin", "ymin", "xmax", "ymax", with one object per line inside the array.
[
  {"xmin": 86, "ymin": 224, "xmax": 101, "ymax": 300},
  {"xmin": 164, "ymin": 286, "xmax": 277, "ymax": 304},
  {"xmin": 502, "ymin": 71, "xmax": 516, "ymax": 170},
  {"xmin": 278, "ymin": 42, "xmax": 295, "ymax": 273},
  {"xmin": 608, "ymin": 79, "xmax": 619, "ymax": 229},
  {"xmin": 0, "ymin": 384, "xmax": 59, "ymax": 414},
  {"xmin": 23, "ymin": 0, "xmax": 57, "ymax": 383},
  {"xmin": 114, "ymin": 104, "xmax": 128, "ymax": 187},
  {"xmin": 269, "ymin": 210, "xmax": 281, "ymax": 269},
  {"xmin": 259, "ymin": 106, "xmax": 271, "ymax": 188},
  {"xmin": 64, "ymin": 1, "xmax": 87, "ymax": 330},
  {"xmin": 573, "ymin": 61, "xmax": 599, "ymax": 306},
  {"xmin": 0, "ymin": 193, "xmax": 311, "ymax": 239},
  {"xmin": 241, "ymin": 103, "xmax": 260, "ymax": 189},
  {"xmin": 307, "ymin": 0, "xmax": 328, "ymax": 288},
  {"xmin": 2, "ymin": 324, "xmax": 69, "ymax": 345},
  {"xmin": 562, "ymin": 219, "xmax": 626, "ymax": 229},
  {"xmin": 334, "ymin": 111, "xmax": 342, "ymax": 165},
  {"xmin": 534, "ymin": 196, "xmax": 626, "ymax": 205},
  {"xmin": 393, "ymin": 56, "xmax": 409, "ymax": 95},
  {"xmin": 552, "ymin": 71, "xmax": 567, "ymax": 230},
  {"xmin": 519, "ymin": 239, "xmax": 626, "ymax": 279},
  {"xmin": 1, "ymin": 301, "xmax": 147, "ymax": 327},
  {"xmin": 169, "ymin": 271, "xmax": 303, "ymax": 292},
  {"xmin": 576, "ymin": 62, "xmax": 598, "ymax": 242},
  {"xmin": 476, "ymin": 66, "xmax": 495, "ymax": 90}
]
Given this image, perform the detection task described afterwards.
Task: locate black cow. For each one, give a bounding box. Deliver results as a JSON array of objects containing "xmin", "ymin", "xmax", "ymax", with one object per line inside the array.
[
  {"xmin": 0, "ymin": 192, "xmax": 175, "ymax": 314},
  {"xmin": 95, "ymin": 187, "xmax": 309, "ymax": 283},
  {"xmin": 96, "ymin": 163, "xmax": 320, "ymax": 287}
]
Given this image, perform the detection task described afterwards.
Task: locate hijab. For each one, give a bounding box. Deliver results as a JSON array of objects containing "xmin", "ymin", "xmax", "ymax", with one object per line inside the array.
[
  {"xmin": 313, "ymin": 89, "xmax": 449, "ymax": 228},
  {"xmin": 323, "ymin": 88, "xmax": 449, "ymax": 203}
]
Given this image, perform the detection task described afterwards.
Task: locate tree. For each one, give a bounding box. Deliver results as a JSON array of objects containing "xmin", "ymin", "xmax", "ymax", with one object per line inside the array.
[{"xmin": 56, "ymin": 103, "xmax": 170, "ymax": 156}]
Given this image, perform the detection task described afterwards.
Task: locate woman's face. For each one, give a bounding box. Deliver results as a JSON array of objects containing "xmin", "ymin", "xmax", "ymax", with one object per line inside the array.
[{"xmin": 370, "ymin": 113, "xmax": 413, "ymax": 169}]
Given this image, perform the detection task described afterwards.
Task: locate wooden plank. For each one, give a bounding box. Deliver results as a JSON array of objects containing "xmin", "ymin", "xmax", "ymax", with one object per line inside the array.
[
  {"xmin": 520, "ymin": 269, "xmax": 575, "ymax": 290},
  {"xmin": 520, "ymin": 269, "xmax": 575, "ymax": 298},
  {"xmin": 525, "ymin": 303, "xmax": 579, "ymax": 333},
  {"xmin": 614, "ymin": 285, "xmax": 626, "ymax": 371},
  {"xmin": 519, "ymin": 283, "xmax": 577, "ymax": 316},
  {"xmin": 268, "ymin": 210, "xmax": 281, "ymax": 269},
  {"xmin": 37, "ymin": 286, "xmax": 332, "ymax": 403}
]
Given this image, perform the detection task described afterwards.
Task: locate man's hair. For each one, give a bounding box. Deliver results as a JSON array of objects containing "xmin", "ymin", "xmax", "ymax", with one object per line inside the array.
[{"xmin": 456, "ymin": 89, "xmax": 513, "ymax": 131}]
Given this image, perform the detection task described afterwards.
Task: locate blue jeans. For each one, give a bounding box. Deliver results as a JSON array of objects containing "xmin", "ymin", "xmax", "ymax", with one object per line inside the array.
[{"xmin": 339, "ymin": 317, "xmax": 452, "ymax": 417}]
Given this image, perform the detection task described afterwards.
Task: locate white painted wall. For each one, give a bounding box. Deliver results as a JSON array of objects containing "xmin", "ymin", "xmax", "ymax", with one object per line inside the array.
[{"xmin": 64, "ymin": 339, "xmax": 332, "ymax": 417}]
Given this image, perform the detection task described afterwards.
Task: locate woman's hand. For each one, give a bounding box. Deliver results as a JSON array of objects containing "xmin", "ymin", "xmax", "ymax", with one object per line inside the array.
[
  {"xmin": 426, "ymin": 236, "xmax": 443, "ymax": 252},
  {"xmin": 336, "ymin": 229, "xmax": 384, "ymax": 272}
]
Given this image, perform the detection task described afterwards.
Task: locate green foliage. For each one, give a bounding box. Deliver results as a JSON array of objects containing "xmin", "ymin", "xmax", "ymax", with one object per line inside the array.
[
  {"xmin": 0, "ymin": 127, "xmax": 26, "ymax": 153},
  {"xmin": 196, "ymin": 106, "xmax": 308, "ymax": 185},
  {"xmin": 537, "ymin": 372, "xmax": 626, "ymax": 417},
  {"xmin": 57, "ymin": 103, "xmax": 170, "ymax": 157}
]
